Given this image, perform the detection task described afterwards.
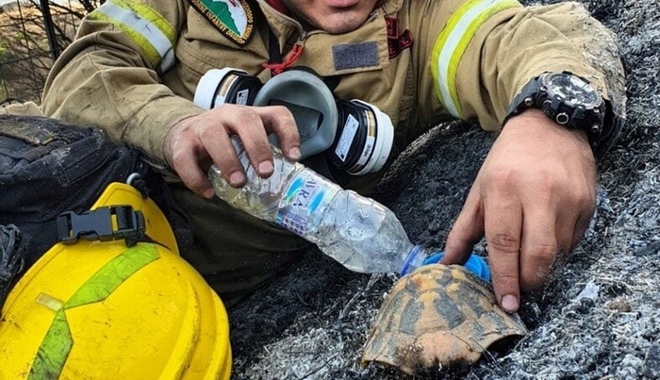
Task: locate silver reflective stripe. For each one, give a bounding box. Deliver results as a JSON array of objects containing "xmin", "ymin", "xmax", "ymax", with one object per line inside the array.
[{"xmin": 95, "ymin": 1, "xmax": 175, "ymax": 72}]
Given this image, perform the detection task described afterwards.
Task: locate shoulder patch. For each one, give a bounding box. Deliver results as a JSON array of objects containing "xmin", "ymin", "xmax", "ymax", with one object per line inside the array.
[
  {"xmin": 386, "ymin": 17, "xmax": 413, "ymax": 59},
  {"xmin": 188, "ymin": 0, "xmax": 255, "ymax": 46}
]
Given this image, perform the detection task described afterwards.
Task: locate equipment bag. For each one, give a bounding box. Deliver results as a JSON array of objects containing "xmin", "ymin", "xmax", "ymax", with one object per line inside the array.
[
  {"xmin": 0, "ymin": 114, "xmax": 190, "ymax": 307},
  {"xmin": 0, "ymin": 225, "xmax": 25, "ymax": 309}
]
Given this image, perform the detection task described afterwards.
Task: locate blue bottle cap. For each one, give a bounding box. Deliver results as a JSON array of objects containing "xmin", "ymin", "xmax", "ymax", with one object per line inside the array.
[{"xmin": 422, "ymin": 252, "xmax": 491, "ymax": 282}]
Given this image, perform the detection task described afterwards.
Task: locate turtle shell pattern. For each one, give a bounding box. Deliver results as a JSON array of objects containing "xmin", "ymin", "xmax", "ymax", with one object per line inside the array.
[{"xmin": 361, "ymin": 264, "xmax": 528, "ymax": 375}]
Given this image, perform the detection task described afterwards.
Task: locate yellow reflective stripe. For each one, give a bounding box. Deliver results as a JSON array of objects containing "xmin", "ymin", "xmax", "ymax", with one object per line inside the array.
[
  {"xmin": 65, "ymin": 244, "xmax": 160, "ymax": 308},
  {"xmin": 432, "ymin": 0, "xmax": 520, "ymax": 118},
  {"xmin": 88, "ymin": 11, "xmax": 161, "ymax": 68},
  {"xmin": 29, "ymin": 244, "xmax": 160, "ymax": 378},
  {"xmin": 28, "ymin": 311, "xmax": 72, "ymax": 380},
  {"xmin": 88, "ymin": 0, "xmax": 176, "ymax": 71},
  {"xmin": 113, "ymin": 0, "xmax": 176, "ymax": 43}
]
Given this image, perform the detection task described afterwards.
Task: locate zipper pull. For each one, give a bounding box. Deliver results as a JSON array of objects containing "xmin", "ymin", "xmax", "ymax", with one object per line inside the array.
[{"xmin": 263, "ymin": 34, "xmax": 306, "ymax": 75}]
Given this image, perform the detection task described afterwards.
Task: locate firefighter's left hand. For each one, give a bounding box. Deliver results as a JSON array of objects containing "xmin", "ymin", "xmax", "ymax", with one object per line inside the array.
[{"xmin": 441, "ymin": 108, "xmax": 597, "ymax": 313}]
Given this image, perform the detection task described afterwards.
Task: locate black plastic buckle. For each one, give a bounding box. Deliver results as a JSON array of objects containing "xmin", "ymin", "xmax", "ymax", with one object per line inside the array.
[{"xmin": 57, "ymin": 206, "xmax": 145, "ymax": 247}]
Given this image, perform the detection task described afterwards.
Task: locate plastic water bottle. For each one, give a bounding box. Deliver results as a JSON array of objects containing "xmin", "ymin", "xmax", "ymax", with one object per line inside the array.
[{"xmin": 208, "ymin": 142, "xmax": 426, "ymax": 275}]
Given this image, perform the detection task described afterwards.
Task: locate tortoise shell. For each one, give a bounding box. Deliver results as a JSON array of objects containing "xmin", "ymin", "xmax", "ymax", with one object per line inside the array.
[{"xmin": 361, "ymin": 264, "xmax": 527, "ymax": 375}]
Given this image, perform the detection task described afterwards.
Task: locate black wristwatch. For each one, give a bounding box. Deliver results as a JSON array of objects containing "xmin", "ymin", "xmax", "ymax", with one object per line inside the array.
[{"xmin": 504, "ymin": 71, "xmax": 607, "ymax": 151}]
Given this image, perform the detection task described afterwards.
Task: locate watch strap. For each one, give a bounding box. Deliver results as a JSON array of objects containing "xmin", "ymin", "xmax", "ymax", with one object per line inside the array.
[{"xmin": 503, "ymin": 75, "xmax": 543, "ymax": 126}]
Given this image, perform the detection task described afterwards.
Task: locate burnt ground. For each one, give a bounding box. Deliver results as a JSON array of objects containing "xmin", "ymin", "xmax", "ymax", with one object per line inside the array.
[{"xmin": 228, "ymin": 0, "xmax": 660, "ymax": 378}]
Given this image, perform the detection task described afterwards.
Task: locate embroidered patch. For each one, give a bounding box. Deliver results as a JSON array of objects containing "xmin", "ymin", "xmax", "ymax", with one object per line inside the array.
[
  {"xmin": 188, "ymin": 0, "xmax": 255, "ymax": 46},
  {"xmin": 332, "ymin": 42, "xmax": 379, "ymax": 71},
  {"xmin": 386, "ymin": 17, "xmax": 413, "ymax": 59}
]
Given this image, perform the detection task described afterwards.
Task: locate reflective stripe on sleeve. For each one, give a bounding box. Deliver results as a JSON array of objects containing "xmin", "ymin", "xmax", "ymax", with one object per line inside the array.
[
  {"xmin": 88, "ymin": 0, "xmax": 176, "ymax": 72},
  {"xmin": 432, "ymin": 0, "xmax": 520, "ymax": 118}
]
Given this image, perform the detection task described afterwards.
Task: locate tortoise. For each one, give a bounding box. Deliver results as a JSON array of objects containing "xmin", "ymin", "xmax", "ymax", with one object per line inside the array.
[{"xmin": 361, "ymin": 264, "xmax": 528, "ymax": 375}]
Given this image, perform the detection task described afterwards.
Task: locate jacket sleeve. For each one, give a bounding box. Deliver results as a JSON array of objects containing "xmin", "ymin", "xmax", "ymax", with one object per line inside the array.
[
  {"xmin": 41, "ymin": 0, "xmax": 203, "ymax": 162},
  {"xmin": 415, "ymin": 0, "xmax": 625, "ymax": 135}
]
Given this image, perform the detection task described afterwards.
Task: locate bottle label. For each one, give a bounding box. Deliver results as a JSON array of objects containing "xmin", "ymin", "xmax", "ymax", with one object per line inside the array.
[{"xmin": 276, "ymin": 173, "xmax": 338, "ymax": 236}]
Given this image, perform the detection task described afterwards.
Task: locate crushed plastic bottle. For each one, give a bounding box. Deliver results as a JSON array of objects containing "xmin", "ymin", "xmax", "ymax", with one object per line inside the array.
[{"xmin": 208, "ymin": 141, "xmax": 426, "ymax": 275}]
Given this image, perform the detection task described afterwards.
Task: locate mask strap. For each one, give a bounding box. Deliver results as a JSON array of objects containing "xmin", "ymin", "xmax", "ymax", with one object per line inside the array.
[
  {"xmin": 263, "ymin": 30, "xmax": 304, "ymax": 75},
  {"xmin": 267, "ymin": 29, "xmax": 282, "ymax": 66},
  {"xmin": 264, "ymin": 30, "xmax": 342, "ymax": 92}
]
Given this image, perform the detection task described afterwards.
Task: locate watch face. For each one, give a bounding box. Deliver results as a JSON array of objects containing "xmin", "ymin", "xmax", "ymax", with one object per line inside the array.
[{"xmin": 545, "ymin": 73, "xmax": 600, "ymax": 108}]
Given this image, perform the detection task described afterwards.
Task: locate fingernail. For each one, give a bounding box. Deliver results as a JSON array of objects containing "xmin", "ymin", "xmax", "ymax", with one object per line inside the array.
[
  {"xmin": 229, "ymin": 172, "xmax": 244, "ymax": 186},
  {"xmin": 288, "ymin": 147, "xmax": 301, "ymax": 161},
  {"xmin": 202, "ymin": 188, "xmax": 215, "ymax": 199},
  {"xmin": 501, "ymin": 294, "xmax": 519, "ymax": 312},
  {"xmin": 258, "ymin": 160, "xmax": 273, "ymax": 174}
]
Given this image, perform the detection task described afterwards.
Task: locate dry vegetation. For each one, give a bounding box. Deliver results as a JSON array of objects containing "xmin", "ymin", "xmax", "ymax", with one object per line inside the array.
[{"xmin": 0, "ymin": 1, "xmax": 90, "ymax": 103}]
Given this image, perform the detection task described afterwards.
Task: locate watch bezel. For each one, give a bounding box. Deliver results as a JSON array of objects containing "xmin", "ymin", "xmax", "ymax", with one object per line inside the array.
[
  {"xmin": 542, "ymin": 72, "xmax": 602, "ymax": 107},
  {"xmin": 539, "ymin": 72, "xmax": 604, "ymax": 127}
]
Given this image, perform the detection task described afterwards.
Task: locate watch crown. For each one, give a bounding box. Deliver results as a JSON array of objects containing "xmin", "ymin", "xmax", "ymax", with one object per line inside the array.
[
  {"xmin": 524, "ymin": 97, "xmax": 534, "ymax": 106},
  {"xmin": 542, "ymin": 99, "xmax": 552, "ymax": 112},
  {"xmin": 556, "ymin": 112, "xmax": 570, "ymax": 125},
  {"xmin": 591, "ymin": 124, "xmax": 601, "ymax": 134}
]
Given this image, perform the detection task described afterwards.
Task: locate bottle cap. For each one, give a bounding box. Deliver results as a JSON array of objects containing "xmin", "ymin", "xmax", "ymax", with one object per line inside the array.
[{"xmin": 422, "ymin": 251, "xmax": 491, "ymax": 282}]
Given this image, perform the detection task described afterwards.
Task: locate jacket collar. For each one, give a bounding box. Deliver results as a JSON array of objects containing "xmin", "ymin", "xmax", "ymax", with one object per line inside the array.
[{"xmin": 255, "ymin": 0, "xmax": 403, "ymax": 76}]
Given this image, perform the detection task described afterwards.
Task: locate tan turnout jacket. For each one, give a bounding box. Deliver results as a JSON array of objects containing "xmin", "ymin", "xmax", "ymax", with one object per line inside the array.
[{"xmin": 38, "ymin": 0, "xmax": 625, "ymax": 187}]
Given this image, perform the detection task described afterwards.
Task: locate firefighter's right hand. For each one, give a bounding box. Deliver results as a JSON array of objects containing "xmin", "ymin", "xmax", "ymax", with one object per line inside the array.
[{"xmin": 163, "ymin": 104, "xmax": 301, "ymax": 198}]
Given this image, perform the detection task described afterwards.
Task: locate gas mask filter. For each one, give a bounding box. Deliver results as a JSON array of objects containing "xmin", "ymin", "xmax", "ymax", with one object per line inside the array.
[
  {"xmin": 194, "ymin": 67, "xmax": 394, "ymax": 178},
  {"xmin": 194, "ymin": 67, "xmax": 263, "ymax": 107}
]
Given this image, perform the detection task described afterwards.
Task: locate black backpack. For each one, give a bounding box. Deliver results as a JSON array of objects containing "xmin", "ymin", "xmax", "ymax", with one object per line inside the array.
[{"xmin": 0, "ymin": 114, "xmax": 190, "ymax": 307}]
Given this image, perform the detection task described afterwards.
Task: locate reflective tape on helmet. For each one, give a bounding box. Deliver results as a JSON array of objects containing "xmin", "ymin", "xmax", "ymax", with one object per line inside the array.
[
  {"xmin": 88, "ymin": 0, "xmax": 176, "ymax": 72},
  {"xmin": 432, "ymin": 0, "xmax": 520, "ymax": 118},
  {"xmin": 28, "ymin": 244, "xmax": 159, "ymax": 379}
]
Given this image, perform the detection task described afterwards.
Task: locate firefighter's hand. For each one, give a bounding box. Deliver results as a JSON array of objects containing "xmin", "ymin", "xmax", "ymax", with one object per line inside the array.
[
  {"xmin": 441, "ymin": 109, "xmax": 597, "ymax": 313},
  {"xmin": 163, "ymin": 104, "xmax": 301, "ymax": 198}
]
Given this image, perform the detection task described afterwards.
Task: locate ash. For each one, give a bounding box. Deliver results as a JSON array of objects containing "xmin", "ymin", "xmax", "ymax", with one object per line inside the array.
[{"xmin": 229, "ymin": 0, "xmax": 660, "ymax": 378}]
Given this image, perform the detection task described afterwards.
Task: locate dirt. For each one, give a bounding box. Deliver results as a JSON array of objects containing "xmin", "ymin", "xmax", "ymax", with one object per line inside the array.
[{"xmin": 228, "ymin": 0, "xmax": 660, "ymax": 378}]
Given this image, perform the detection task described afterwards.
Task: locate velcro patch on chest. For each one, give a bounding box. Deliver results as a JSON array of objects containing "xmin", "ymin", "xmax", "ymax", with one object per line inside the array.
[
  {"xmin": 188, "ymin": 0, "xmax": 255, "ymax": 46},
  {"xmin": 332, "ymin": 42, "xmax": 379, "ymax": 71}
]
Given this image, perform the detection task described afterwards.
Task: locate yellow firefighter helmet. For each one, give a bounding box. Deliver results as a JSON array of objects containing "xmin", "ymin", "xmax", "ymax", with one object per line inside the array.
[{"xmin": 0, "ymin": 181, "xmax": 231, "ymax": 379}]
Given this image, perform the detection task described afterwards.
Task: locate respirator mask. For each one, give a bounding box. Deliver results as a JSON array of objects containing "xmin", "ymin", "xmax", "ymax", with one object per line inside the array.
[{"xmin": 193, "ymin": 67, "xmax": 394, "ymax": 182}]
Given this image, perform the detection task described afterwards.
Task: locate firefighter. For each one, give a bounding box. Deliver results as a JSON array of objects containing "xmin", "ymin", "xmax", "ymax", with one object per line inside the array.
[{"xmin": 36, "ymin": 0, "xmax": 625, "ymax": 313}]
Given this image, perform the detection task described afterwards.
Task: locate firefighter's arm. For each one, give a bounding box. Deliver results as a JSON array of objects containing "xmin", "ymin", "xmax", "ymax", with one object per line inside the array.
[
  {"xmin": 41, "ymin": 1, "xmax": 301, "ymax": 196},
  {"xmin": 417, "ymin": 1, "xmax": 624, "ymax": 133},
  {"xmin": 415, "ymin": 1, "xmax": 625, "ymax": 312},
  {"xmin": 41, "ymin": 0, "xmax": 199, "ymax": 162}
]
